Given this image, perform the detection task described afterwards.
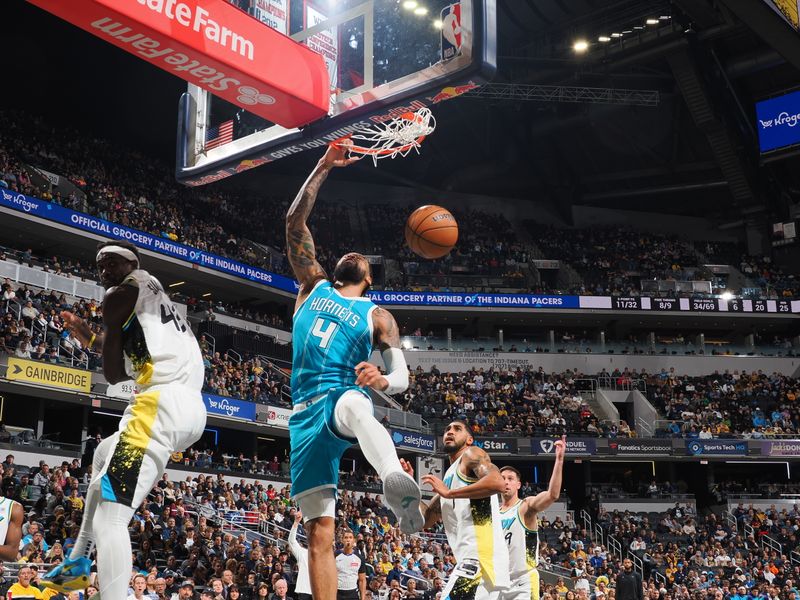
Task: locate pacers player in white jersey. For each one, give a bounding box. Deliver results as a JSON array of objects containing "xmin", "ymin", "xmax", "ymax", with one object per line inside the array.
[
  {"xmin": 0, "ymin": 480, "xmax": 24, "ymax": 561},
  {"xmin": 499, "ymin": 436, "xmax": 565, "ymax": 600},
  {"xmin": 402, "ymin": 420, "xmax": 510, "ymax": 600},
  {"xmin": 286, "ymin": 140, "xmax": 423, "ymax": 600},
  {"xmin": 42, "ymin": 240, "xmax": 206, "ymax": 600}
]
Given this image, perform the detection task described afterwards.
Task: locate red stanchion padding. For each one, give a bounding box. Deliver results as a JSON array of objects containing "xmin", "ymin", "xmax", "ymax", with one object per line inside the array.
[{"xmin": 26, "ymin": 0, "xmax": 330, "ymax": 129}]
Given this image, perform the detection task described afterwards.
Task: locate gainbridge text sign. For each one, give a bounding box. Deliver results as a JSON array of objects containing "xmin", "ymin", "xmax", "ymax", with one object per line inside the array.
[
  {"xmin": 6, "ymin": 358, "xmax": 92, "ymax": 393},
  {"xmin": 25, "ymin": 0, "xmax": 329, "ymax": 128}
]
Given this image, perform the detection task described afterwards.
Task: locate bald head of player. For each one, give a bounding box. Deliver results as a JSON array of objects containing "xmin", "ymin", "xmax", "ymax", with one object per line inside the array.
[
  {"xmin": 333, "ymin": 252, "xmax": 372, "ymax": 295},
  {"xmin": 96, "ymin": 240, "xmax": 140, "ymax": 289},
  {"xmin": 441, "ymin": 420, "xmax": 474, "ymax": 455}
]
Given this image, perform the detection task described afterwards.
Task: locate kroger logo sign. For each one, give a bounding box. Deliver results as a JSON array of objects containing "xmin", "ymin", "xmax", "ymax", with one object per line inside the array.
[
  {"xmin": 203, "ymin": 393, "xmax": 256, "ymax": 422},
  {"xmin": 391, "ymin": 429, "xmax": 435, "ymax": 453}
]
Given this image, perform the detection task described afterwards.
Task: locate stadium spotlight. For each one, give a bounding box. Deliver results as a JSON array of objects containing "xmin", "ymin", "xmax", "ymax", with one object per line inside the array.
[
  {"xmin": 433, "ymin": 19, "xmax": 443, "ymax": 28},
  {"xmin": 402, "ymin": 0, "xmax": 418, "ymax": 9},
  {"xmin": 414, "ymin": 6, "xmax": 428, "ymax": 15},
  {"xmin": 610, "ymin": 32, "xmax": 622, "ymax": 38},
  {"xmin": 598, "ymin": 35, "xmax": 611, "ymax": 42},
  {"xmin": 646, "ymin": 18, "xmax": 659, "ymax": 25},
  {"xmin": 573, "ymin": 39, "xmax": 589, "ymax": 53},
  {"xmin": 720, "ymin": 292, "xmax": 734, "ymax": 301}
]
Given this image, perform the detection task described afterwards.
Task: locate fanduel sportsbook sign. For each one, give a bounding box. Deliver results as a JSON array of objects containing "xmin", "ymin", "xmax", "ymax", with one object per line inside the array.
[
  {"xmin": 26, "ymin": 0, "xmax": 328, "ymax": 127},
  {"xmin": 391, "ymin": 429, "xmax": 436, "ymax": 453},
  {"xmin": 532, "ymin": 438, "xmax": 596, "ymax": 456}
]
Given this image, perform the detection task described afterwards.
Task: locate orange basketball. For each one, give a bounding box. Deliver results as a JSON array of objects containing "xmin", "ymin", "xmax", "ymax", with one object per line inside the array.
[{"xmin": 405, "ymin": 205, "xmax": 458, "ymax": 259}]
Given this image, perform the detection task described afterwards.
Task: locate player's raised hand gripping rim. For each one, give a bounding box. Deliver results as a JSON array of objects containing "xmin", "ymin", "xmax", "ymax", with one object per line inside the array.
[{"xmin": 324, "ymin": 138, "xmax": 361, "ymax": 167}]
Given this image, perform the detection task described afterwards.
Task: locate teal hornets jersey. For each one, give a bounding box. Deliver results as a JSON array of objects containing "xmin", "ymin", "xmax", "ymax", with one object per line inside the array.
[{"xmin": 291, "ymin": 280, "xmax": 377, "ymax": 406}]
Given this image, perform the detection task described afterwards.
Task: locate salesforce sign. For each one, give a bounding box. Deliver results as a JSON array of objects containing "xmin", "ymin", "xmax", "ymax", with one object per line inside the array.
[
  {"xmin": 391, "ymin": 428, "xmax": 436, "ymax": 453},
  {"xmin": 203, "ymin": 393, "xmax": 257, "ymax": 422}
]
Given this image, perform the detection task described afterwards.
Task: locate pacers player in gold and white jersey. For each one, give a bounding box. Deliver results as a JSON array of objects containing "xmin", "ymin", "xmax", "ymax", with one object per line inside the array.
[
  {"xmin": 499, "ymin": 436, "xmax": 565, "ymax": 600},
  {"xmin": 402, "ymin": 420, "xmax": 509, "ymax": 600},
  {"xmin": 43, "ymin": 240, "xmax": 206, "ymax": 600}
]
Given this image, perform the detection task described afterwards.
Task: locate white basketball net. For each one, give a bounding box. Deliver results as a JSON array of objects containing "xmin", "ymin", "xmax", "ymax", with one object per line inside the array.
[{"xmin": 345, "ymin": 108, "xmax": 436, "ymax": 166}]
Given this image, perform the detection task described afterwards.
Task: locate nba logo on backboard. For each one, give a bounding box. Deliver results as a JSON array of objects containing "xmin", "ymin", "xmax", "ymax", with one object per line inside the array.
[{"xmin": 440, "ymin": 3, "xmax": 462, "ymax": 61}]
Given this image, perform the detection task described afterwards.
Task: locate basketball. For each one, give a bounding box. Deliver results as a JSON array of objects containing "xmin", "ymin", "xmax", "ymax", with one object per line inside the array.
[{"xmin": 405, "ymin": 205, "xmax": 459, "ymax": 259}]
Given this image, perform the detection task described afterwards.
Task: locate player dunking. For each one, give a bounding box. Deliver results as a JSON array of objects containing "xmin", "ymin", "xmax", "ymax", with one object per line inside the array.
[
  {"xmin": 499, "ymin": 436, "xmax": 566, "ymax": 600},
  {"xmin": 42, "ymin": 240, "xmax": 206, "ymax": 599},
  {"xmin": 402, "ymin": 420, "xmax": 510, "ymax": 600},
  {"xmin": 286, "ymin": 141, "xmax": 424, "ymax": 600}
]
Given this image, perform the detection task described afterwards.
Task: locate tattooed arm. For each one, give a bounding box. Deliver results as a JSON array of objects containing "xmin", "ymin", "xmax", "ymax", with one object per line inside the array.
[
  {"xmin": 354, "ymin": 307, "xmax": 406, "ymax": 392},
  {"xmin": 286, "ymin": 140, "xmax": 359, "ymax": 306}
]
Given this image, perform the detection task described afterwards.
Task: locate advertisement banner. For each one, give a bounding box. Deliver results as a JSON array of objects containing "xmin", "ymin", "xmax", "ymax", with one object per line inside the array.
[
  {"xmin": 391, "ymin": 429, "xmax": 436, "ymax": 453},
  {"xmin": 6, "ymin": 357, "xmax": 91, "ymax": 393},
  {"xmin": 27, "ymin": 0, "xmax": 328, "ymax": 127},
  {"xmin": 0, "ymin": 189, "xmax": 298, "ymax": 293},
  {"xmin": 686, "ymin": 440, "xmax": 748, "ymax": 456},
  {"xmin": 756, "ymin": 89, "xmax": 800, "ymax": 152},
  {"xmin": 532, "ymin": 438, "xmax": 596, "ymax": 456},
  {"xmin": 368, "ymin": 291, "xmax": 579, "ymax": 309},
  {"xmin": 106, "ymin": 380, "xmax": 138, "ymax": 400},
  {"xmin": 304, "ymin": 3, "xmax": 338, "ymax": 96},
  {"xmin": 266, "ymin": 405, "xmax": 292, "ymax": 429},
  {"xmin": 253, "ymin": 0, "xmax": 288, "ymax": 34},
  {"xmin": 202, "ymin": 393, "xmax": 256, "ymax": 421},
  {"xmin": 686, "ymin": 440, "xmax": 747, "ymax": 456},
  {"xmin": 762, "ymin": 440, "xmax": 800, "ymax": 457},
  {"xmin": 609, "ymin": 439, "xmax": 672, "ymax": 456},
  {"xmin": 474, "ymin": 437, "xmax": 518, "ymax": 454}
]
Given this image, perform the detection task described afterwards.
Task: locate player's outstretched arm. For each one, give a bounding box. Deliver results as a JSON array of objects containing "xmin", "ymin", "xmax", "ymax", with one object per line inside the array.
[
  {"xmin": 101, "ymin": 285, "xmax": 139, "ymax": 384},
  {"xmin": 422, "ymin": 446, "xmax": 504, "ymax": 500},
  {"xmin": 354, "ymin": 307, "xmax": 409, "ymax": 394},
  {"xmin": 521, "ymin": 436, "xmax": 565, "ymax": 526},
  {"xmin": 286, "ymin": 141, "xmax": 359, "ymax": 295}
]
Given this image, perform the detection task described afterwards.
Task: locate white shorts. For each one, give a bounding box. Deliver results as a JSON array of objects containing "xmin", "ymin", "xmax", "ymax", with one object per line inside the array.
[
  {"xmin": 95, "ymin": 383, "xmax": 206, "ymax": 507},
  {"xmin": 499, "ymin": 572, "xmax": 539, "ymax": 600},
  {"xmin": 441, "ymin": 560, "xmax": 504, "ymax": 600}
]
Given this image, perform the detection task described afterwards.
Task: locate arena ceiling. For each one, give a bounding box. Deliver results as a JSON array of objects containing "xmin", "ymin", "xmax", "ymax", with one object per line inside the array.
[{"xmin": 5, "ymin": 0, "xmax": 800, "ymax": 220}]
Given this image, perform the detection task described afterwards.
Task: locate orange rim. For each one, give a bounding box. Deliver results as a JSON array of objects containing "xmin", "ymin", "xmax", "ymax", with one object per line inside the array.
[{"xmin": 331, "ymin": 134, "xmax": 427, "ymax": 156}]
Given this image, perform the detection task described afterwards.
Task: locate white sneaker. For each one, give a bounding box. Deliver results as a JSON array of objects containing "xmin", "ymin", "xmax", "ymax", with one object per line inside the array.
[{"xmin": 383, "ymin": 470, "xmax": 424, "ymax": 534}]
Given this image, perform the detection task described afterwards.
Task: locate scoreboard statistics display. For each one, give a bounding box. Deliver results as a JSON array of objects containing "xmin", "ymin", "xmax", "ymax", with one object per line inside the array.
[{"xmin": 606, "ymin": 297, "xmax": 794, "ymax": 314}]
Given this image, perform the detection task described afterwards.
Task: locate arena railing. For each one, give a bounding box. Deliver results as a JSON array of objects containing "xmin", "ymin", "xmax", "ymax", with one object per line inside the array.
[
  {"xmin": 607, "ymin": 535, "xmax": 623, "ymax": 561},
  {"xmin": 0, "ymin": 258, "xmax": 103, "ymax": 301},
  {"xmin": 792, "ymin": 550, "xmax": 800, "ymax": 566}
]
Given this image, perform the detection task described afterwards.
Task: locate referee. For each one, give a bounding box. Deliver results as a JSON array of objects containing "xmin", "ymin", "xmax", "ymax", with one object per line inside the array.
[{"xmin": 336, "ymin": 531, "xmax": 367, "ymax": 600}]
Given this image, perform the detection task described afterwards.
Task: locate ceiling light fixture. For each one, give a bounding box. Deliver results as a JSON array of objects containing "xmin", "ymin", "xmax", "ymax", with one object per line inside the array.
[
  {"xmin": 402, "ymin": 0, "xmax": 417, "ymax": 9},
  {"xmin": 598, "ymin": 35, "xmax": 611, "ymax": 42},
  {"xmin": 573, "ymin": 39, "xmax": 589, "ymax": 53},
  {"xmin": 433, "ymin": 19, "xmax": 443, "ymax": 28},
  {"xmin": 646, "ymin": 18, "xmax": 659, "ymax": 25},
  {"xmin": 413, "ymin": 6, "xmax": 428, "ymax": 15},
  {"xmin": 168, "ymin": 281, "xmax": 185, "ymax": 288}
]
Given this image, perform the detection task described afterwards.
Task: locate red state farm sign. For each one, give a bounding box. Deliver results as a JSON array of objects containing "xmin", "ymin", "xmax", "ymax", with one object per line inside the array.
[{"xmin": 27, "ymin": 0, "xmax": 330, "ymax": 129}]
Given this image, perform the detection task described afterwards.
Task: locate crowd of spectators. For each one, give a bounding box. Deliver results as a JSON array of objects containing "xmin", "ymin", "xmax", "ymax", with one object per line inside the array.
[
  {"xmin": 201, "ymin": 349, "xmax": 290, "ymax": 406},
  {"xmin": 5, "ymin": 110, "xmax": 796, "ymax": 300},
  {"xmin": 0, "ymin": 278, "xmax": 102, "ymax": 369},
  {"xmin": 640, "ymin": 369, "xmax": 800, "ymax": 438},
  {"xmin": 400, "ymin": 366, "xmax": 634, "ymax": 439},
  {"xmin": 6, "ymin": 443, "xmax": 800, "ymax": 600}
]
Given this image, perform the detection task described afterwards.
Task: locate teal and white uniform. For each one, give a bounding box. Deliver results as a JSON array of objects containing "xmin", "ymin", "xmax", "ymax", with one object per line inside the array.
[
  {"xmin": 500, "ymin": 500, "xmax": 540, "ymax": 600},
  {"xmin": 0, "ymin": 496, "xmax": 14, "ymax": 545},
  {"xmin": 289, "ymin": 279, "xmax": 377, "ymax": 499}
]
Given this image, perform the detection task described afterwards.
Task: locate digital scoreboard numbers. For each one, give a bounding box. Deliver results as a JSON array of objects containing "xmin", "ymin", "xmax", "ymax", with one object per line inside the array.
[
  {"xmin": 690, "ymin": 298, "xmax": 718, "ymax": 312},
  {"xmin": 651, "ymin": 298, "xmax": 680, "ymax": 311},
  {"xmin": 612, "ymin": 297, "xmax": 641, "ymax": 310}
]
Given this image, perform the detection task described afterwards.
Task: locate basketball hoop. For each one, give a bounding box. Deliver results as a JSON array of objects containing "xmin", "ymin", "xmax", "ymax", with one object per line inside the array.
[{"xmin": 334, "ymin": 108, "xmax": 436, "ymax": 166}]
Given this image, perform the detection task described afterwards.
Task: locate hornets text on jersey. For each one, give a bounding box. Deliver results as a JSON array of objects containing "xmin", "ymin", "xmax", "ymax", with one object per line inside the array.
[{"xmin": 291, "ymin": 280, "xmax": 377, "ymax": 406}]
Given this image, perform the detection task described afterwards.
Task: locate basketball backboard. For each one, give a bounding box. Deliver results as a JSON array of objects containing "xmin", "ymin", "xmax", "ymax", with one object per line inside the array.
[{"xmin": 176, "ymin": 0, "xmax": 496, "ymax": 185}]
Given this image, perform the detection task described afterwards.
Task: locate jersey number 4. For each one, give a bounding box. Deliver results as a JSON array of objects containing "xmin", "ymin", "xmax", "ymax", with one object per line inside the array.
[{"xmin": 311, "ymin": 317, "xmax": 338, "ymax": 349}]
